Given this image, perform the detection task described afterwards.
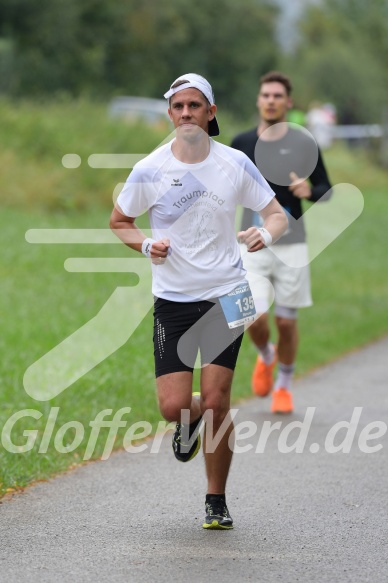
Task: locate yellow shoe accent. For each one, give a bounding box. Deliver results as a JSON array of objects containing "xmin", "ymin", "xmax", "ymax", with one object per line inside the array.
[
  {"xmin": 175, "ymin": 433, "xmax": 201, "ymax": 463},
  {"xmin": 202, "ymin": 520, "xmax": 233, "ymax": 530},
  {"xmin": 172, "ymin": 422, "xmax": 202, "ymax": 462}
]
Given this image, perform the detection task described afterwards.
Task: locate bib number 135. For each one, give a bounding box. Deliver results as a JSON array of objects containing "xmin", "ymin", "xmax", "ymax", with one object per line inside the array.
[
  {"xmin": 235, "ymin": 295, "xmax": 255, "ymax": 313},
  {"xmin": 219, "ymin": 282, "xmax": 256, "ymax": 329}
]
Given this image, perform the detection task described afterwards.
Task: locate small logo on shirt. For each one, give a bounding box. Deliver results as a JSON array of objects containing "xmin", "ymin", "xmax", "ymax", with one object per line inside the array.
[
  {"xmin": 171, "ymin": 178, "xmax": 182, "ymax": 186},
  {"xmin": 280, "ymin": 148, "xmax": 290, "ymax": 155}
]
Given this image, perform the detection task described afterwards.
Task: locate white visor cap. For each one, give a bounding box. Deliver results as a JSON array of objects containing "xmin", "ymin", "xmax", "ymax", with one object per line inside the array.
[{"xmin": 164, "ymin": 73, "xmax": 220, "ymax": 136}]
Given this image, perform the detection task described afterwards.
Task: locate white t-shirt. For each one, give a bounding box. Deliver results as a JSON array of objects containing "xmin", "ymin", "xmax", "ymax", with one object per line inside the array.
[{"xmin": 117, "ymin": 138, "xmax": 275, "ymax": 301}]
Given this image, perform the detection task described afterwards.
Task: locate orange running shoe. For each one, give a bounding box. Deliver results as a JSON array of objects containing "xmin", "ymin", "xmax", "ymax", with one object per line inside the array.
[
  {"xmin": 271, "ymin": 388, "xmax": 293, "ymax": 414},
  {"xmin": 251, "ymin": 350, "xmax": 277, "ymax": 397}
]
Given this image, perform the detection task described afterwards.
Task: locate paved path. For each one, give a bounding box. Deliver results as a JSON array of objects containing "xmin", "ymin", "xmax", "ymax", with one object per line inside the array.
[{"xmin": 1, "ymin": 338, "xmax": 387, "ymax": 583}]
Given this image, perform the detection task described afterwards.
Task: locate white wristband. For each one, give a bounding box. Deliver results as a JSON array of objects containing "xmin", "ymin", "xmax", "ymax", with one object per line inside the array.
[
  {"xmin": 257, "ymin": 227, "xmax": 272, "ymax": 247},
  {"xmin": 141, "ymin": 238, "xmax": 156, "ymax": 258}
]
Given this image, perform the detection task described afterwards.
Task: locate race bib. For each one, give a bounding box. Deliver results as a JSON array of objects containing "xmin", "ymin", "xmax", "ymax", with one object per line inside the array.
[{"xmin": 219, "ymin": 282, "xmax": 256, "ymax": 329}]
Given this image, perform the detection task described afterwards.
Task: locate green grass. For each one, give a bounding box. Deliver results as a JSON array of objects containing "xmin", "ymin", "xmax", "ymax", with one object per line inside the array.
[
  {"xmin": 0, "ymin": 97, "xmax": 172, "ymax": 211},
  {"xmin": 1, "ymin": 99, "xmax": 388, "ymax": 497}
]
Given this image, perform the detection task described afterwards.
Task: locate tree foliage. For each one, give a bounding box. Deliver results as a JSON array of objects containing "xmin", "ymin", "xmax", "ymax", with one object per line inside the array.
[
  {"xmin": 282, "ymin": 0, "xmax": 388, "ymax": 123},
  {"xmin": 2, "ymin": 0, "xmax": 387, "ymax": 122},
  {"xmin": 0, "ymin": 0, "xmax": 279, "ymax": 117}
]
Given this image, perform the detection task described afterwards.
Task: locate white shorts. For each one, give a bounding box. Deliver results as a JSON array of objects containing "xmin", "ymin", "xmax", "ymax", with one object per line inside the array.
[{"xmin": 241, "ymin": 243, "xmax": 312, "ymax": 313}]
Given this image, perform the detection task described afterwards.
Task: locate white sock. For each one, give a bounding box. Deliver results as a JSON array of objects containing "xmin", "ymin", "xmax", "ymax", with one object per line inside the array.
[
  {"xmin": 274, "ymin": 362, "xmax": 295, "ymax": 391},
  {"xmin": 258, "ymin": 343, "xmax": 275, "ymax": 365}
]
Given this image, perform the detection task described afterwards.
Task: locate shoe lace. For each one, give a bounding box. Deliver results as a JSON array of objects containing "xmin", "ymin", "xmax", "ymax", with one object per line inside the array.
[
  {"xmin": 206, "ymin": 500, "xmax": 228, "ymax": 518},
  {"xmin": 175, "ymin": 422, "xmax": 200, "ymax": 448},
  {"xmin": 175, "ymin": 424, "xmax": 182, "ymax": 444},
  {"xmin": 175, "ymin": 424, "xmax": 191, "ymax": 447}
]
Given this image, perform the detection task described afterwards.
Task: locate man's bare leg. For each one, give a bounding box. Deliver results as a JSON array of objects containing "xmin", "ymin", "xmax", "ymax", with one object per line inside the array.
[
  {"xmin": 200, "ymin": 364, "xmax": 234, "ymax": 494},
  {"xmin": 275, "ymin": 316, "xmax": 298, "ymax": 366},
  {"xmin": 156, "ymin": 371, "xmax": 201, "ymax": 423}
]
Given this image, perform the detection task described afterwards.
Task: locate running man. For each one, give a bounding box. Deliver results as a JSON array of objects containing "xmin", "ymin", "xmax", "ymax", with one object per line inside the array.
[
  {"xmin": 231, "ymin": 71, "xmax": 332, "ymax": 414},
  {"xmin": 110, "ymin": 73, "xmax": 288, "ymax": 529}
]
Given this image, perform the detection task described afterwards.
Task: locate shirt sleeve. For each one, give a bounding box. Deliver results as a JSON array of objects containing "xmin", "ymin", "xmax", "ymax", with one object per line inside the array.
[
  {"xmin": 238, "ymin": 156, "xmax": 276, "ymax": 211},
  {"xmin": 309, "ymin": 148, "xmax": 332, "ymax": 202},
  {"xmin": 116, "ymin": 166, "xmax": 160, "ymax": 217}
]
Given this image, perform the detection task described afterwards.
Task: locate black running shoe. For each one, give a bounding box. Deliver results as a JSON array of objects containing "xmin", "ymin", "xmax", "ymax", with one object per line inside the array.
[
  {"xmin": 203, "ymin": 496, "xmax": 233, "ymax": 530},
  {"xmin": 172, "ymin": 416, "xmax": 202, "ymax": 462}
]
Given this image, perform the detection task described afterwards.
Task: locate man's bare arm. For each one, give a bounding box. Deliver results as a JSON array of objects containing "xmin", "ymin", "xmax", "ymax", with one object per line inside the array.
[
  {"xmin": 238, "ymin": 198, "xmax": 288, "ymax": 252},
  {"xmin": 110, "ymin": 206, "xmax": 170, "ymax": 261}
]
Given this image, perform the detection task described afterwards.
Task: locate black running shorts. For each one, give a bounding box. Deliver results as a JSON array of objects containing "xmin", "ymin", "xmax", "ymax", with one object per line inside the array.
[{"xmin": 153, "ymin": 297, "xmax": 244, "ymax": 378}]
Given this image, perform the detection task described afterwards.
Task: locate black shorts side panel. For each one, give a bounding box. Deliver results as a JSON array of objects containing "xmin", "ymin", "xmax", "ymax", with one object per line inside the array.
[{"xmin": 153, "ymin": 297, "xmax": 244, "ymax": 378}]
